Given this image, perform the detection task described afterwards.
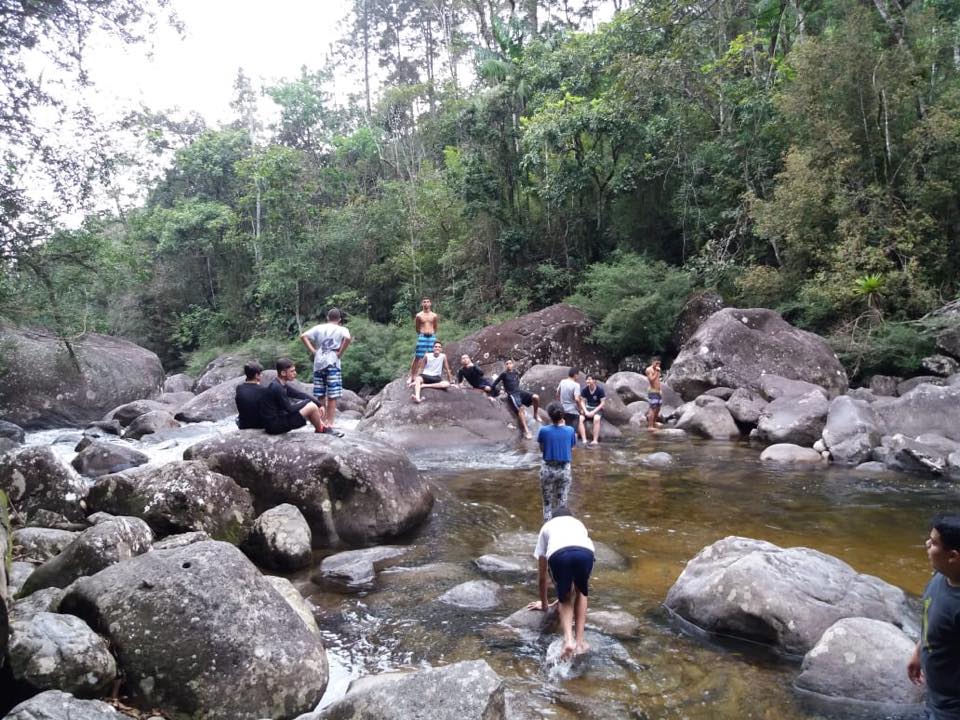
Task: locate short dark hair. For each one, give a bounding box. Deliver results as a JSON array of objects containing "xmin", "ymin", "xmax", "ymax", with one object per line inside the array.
[
  {"xmin": 651, "ymin": 356, "xmax": 661, "ymax": 363},
  {"xmin": 327, "ymin": 307, "xmax": 342, "ymax": 322},
  {"xmin": 567, "ymin": 367, "xmax": 579, "ymax": 378},
  {"xmin": 586, "ymin": 374, "xmax": 595, "ymax": 381},
  {"xmin": 243, "ymin": 362, "xmax": 263, "ymax": 380},
  {"xmin": 276, "ymin": 358, "xmax": 295, "ymax": 373},
  {"xmin": 552, "ymin": 506, "xmax": 573, "ymax": 518},
  {"xmin": 433, "ymin": 340, "xmax": 442, "ymax": 348},
  {"xmin": 547, "ymin": 402, "xmax": 565, "ymax": 423},
  {"xmin": 933, "ymin": 514, "xmax": 960, "ymax": 552}
]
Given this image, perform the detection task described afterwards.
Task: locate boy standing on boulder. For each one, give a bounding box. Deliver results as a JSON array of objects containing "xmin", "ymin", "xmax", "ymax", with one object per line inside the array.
[
  {"xmin": 645, "ymin": 357, "xmax": 663, "ymax": 430},
  {"xmin": 406, "ymin": 297, "xmax": 439, "ymax": 385},
  {"xmin": 300, "ymin": 308, "xmax": 352, "ymax": 427},
  {"xmin": 537, "ymin": 402, "xmax": 577, "ymax": 521},
  {"xmin": 908, "ymin": 514, "xmax": 960, "ymax": 719}
]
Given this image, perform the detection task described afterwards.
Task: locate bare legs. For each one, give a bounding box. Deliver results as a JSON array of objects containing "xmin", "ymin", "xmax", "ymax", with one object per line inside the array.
[
  {"xmin": 558, "ymin": 589, "xmax": 590, "ymax": 660},
  {"xmin": 325, "ymin": 397, "xmax": 337, "ymax": 427},
  {"xmin": 514, "ymin": 405, "xmax": 532, "ymax": 439},
  {"xmin": 586, "ymin": 412, "xmax": 602, "ymax": 444},
  {"xmin": 298, "ymin": 401, "xmax": 326, "ymax": 432},
  {"xmin": 406, "ymin": 356, "xmax": 424, "ymax": 385},
  {"xmin": 646, "ymin": 403, "xmax": 661, "ymax": 430},
  {"xmin": 576, "ymin": 415, "xmax": 588, "ymax": 443},
  {"xmin": 411, "ymin": 377, "xmax": 450, "ymax": 403}
]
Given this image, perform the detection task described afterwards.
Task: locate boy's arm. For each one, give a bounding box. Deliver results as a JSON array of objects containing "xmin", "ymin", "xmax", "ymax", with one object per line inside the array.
[
  {"xmin": 285, "ymin": 384, "xmax": 314, "ymax": 403},
  {"xmin": 337, "ymin": 334, "xmax": 352, "ymax": 358},
  {"xmin": 491, "ymin": 373, "xmax": 504, "ymax": 392},
  {"xmin": 414, "ymin": 313, "xmax": 422, "ymax": 334},
  {"xmin": 907, "ymin": 641, "xmax": 923, "ymax": 684},
  {"xmin": 444, "ymin": 356, "xmax": 454, "ymax": 382},
  {"xmin": 538, "ymin": 556, "xmax": 549, "ymax": 609},
  {"xmin": 300, "ymin": 330, "xmax": 316, "ymax": 356}
]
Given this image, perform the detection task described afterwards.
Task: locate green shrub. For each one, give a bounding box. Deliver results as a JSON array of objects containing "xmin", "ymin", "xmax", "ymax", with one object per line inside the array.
[{"xmin": 831, "ymin": 321, "xmax": 936, "ymax": 380}]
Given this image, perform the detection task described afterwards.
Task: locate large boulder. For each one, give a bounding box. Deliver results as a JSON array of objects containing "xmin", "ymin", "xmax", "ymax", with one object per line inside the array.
[
  {"xmin": 0, "ymin": 447, "xmax": 89, "ymax": 523},
  {"xmin": 725, "ymin": 388, "xmax": 767, "ymax": 426},
  {"xmin": 869, "ymin": 375, "xmax": 900, "ymax": 397},
  {"xmin": 193, "ymin": 354, "xmax": 247, "ymax": 394},
  {"xmin": 878, "ymin": 433, "xmax": 960, "ymax": 475},
  {"xmin": 175, "ymin": 370, "xmax": 304, "ymax": 424},
  {"xmin": 937, "ymin": 326, "xmax": 960, "ymax": 360},
  {"xmin": 19, "ymin": 517, "xmax": 153, "ymax": 597},
  {"xmin": 874, "ymin": 384, "xmax": 960, "ymax": 442},
  {"xmin": 821, "ymin": 396, "xmax": 883, "ymax": 465},
  {"xmin": 8, "ymin": 611, "xmax": 116, "ymax": 694},
  {"xmin": 70, "ymin": 440, "xmax": 148, "ymax": 479},
  {"xmin": 517, "ymin": 364, "xmax": 569, "ymax": 398},
  {"xmin": 759, "ymin": 375, "xmax": 828, "ymax": 401},
  {"xmin": 87, "ymin": 461, "xmax": 254, "ymax": 543},
  {"xmin": 12, "ymin": 527, "xmax": 79, "ymax": 563},
  {"xmin": 664, "ymin": 536, "xmax": 915, "ymax": 656},
  {"xmin": 122, "ymin": 410, "xmax": 180, "ymax": 440},
  {"xmin": 358, "ymin": 377, "xmax": 518, "ymax": 449},
  {"xmin": 667, "ymin": 308, "xmax": 848, "ymax": 401},
  {"xmin": 921, "ymin": 355, "xmax": 959, "ymax": 377},
  {"xmin": 672, "ymin": 291, "xmax": 725, "ymax": 350},
  {"xmin": 604, "ymin": 371, "xmax": 649, "ymax": 404},
  {"xmin": 0, "ymin": 326, "xmax": 163, "ymax": 429},
  {"xmin": 897, "ymin": 376, "xmax": 945, "ymax": 396},
  {"xmin": 755, "ymin": 390, "xmax": 829, "ymax": 447},
  {"xmin": 302, "ymin": 660, "xmax": 505, "ymax": 720},
  {"xmin": 444, "ymin": 304, "xmax": 614, "ymax": 377},
  {"xmin": 0, "ymin": 420, "xmax": 25, "ymax": 444},
  {"xmin": 675, "ymin": 396, "xmax": 740, "ymax": 440},
  {"xmin": 163, "ymin": 373, "xmax": 194, "ymax": 394},
  {"xmin": 4, "ymin": 691, "xmax": 125, "ymax": 719},
  {"xmin": 104, "ymin": 399, "xmax": 172, "ymax": 427},
  {"xmin": 243, "ymin": 504, "xmax": 313, "ymax": 570},
  {"xmin": 58, "ymin": 540, "xmax": 328, "ymax": 720},
  {"xmin": 794, "ymin": 617, "xmax": 924, "ymax": 710},
  {"xmin": 184, "ymin": 432, "xmax": 433, "ymax": 548}
]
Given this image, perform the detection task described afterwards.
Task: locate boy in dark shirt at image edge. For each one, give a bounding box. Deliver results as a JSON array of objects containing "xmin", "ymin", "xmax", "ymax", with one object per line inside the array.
[{"xmin": 908, "ymin": 513, "xmax": 960, "ymax": 720}]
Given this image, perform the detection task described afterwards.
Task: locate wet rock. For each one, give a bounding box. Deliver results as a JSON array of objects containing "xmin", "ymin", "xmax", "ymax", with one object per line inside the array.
[
  {"xmin": 19, "ymin": 517, "xmax": 153, "ymax": 597},
  {"xmin": 921, "ymin": 354, "xmax": 959, "ymax": 377},
  {"xmin": 760, "ymin": 444, "xmax": 825, "ymax": 465},
  {"xmin": 85, "ymin": 420, "xmax": 123, "ymax": 437},
  {"xmin": 444, "ymin": 303, "xmax": 614, "ymax": 377},
  {"xmin": 163, "ymin": 373, "xmax": 194, "ymax": 394},
  {"xmin": 852, "ymin": 461, "xmax": 892, "ymax": 476},
  {"xmin": 0, "ymin": 326, "xmax": 164, "ymax": 429},
  {"xmin": 243, "ymin": 503, "xmax": 312, "ymax": 570},
  {"xmin": 675, "ymin": 395, "xmax": 740, "ymax": 440},
  {"xmin": 672, "ymin": 291, "xmax": 725, "ymax": 350},
  {"xmin": 159, "ymin": 390, "xmax": 196, "ymax": 408},
  {"xmin": 668, "ymin": 308, "xmax": 848, "ymax": 401},
  {"xmin": 10, "ymin": 587, "xmax": 63, "ymax": 622},
  {"xmin": 264, "ymin": 575, "xmax": 319, "ymax": 634},
  {"xmin": 755, "ymin": 390, "xmax": 829, "ymax": 446},
  {"xmin": 501, "ymin": 605, "xmax": 559, "ymax": 634},
  {"xmin": 438, "ymin": 579, "xmax": 503, "ymax": 610},
  {"xmin": 641, "ymin": 452, "xmax": 675, "ymax": 468},
  {"xmin": 9, "ymin": 561, "xmax": 36, "ymax": 596},
  {"xmin": 869, "ymin": 375, "xmax": 900, "ymax": 397},
  {"xmin": 605, "ymin": 371, "xmax": 650, "ymax": 404},
  {"xmin": 881, "ymin": 433, "xmax": 960, "ymax": 474},
  {"xmin": 949, "ymin": 452, "xmax": 960, "ymax": 480},
  {"xmin": 821, "ymin": 396, "xmax": 883, "ymax": 465},
  {"xmin": 151, "ymin": 530, "xmax": 210, "ymax": 550},
  {"xmin": 795, "ymin": 617, "xmax": 923, "ymax": 708},
  {"xmin": 85, "ymin": 511, "xmax": 115, "ymax": 525},
  {"xmin": 59, "ymin": 540, "xmax": 328, "ymax": 720},
  {"xmin": 303, "ymin": 659, "xmax": 505, "ymax": 720},
  {"xmin": 358, "ymin": 376, "xmax": 520, "ymax": 449},
  {"xmin": 0, "ymin": 447, "xmax": 88, "ymax": 522},
  {"xmin": 588, "ymin": 609, "xmax": 641, "ymax": 638},
  {"xmin": 3, "ymin": 690, "xmax": 125, "ymax": 719},
  {"xmin": 0, "ymin": 419, "xmax": 25, "ymax": 444},
  {"xmin": 544, "ymin": 631, "xmax": 634, "ymax": 680},
  {"xmin": 0, "ymin": 436, "xmax": 19, "ymax": 453},
  {"xmin": 123, "ymin": 410, "xmax": 180, "ymax": 440},
  {"xmin": 74, "ymin": 436, "xmax": 93, "ymax": 453},
  {"xmin": 651, "ymin": 428, "xmax": 688, "ymax": 439},
  {"xmin": 70, "ymin": 441, "xmax": 148, "ymax": 479},
  {"xmin": 897, "ymin": 376, "xmax": 946, "ymax": 396},
  {"xmin": 315, "ymin": 546, "xmax": 408, "ymax": 585},
  {"xmin": 339, "ymin": 409, "xmax": 362, "ymax": 421},
  {"xmin": 104, "ymin": 399, "xmax": 171, "ymax": 427},
  {"xmin": 193, "ymin": 354, "xmax": 247, "ymax": 394},
  {"xmin": 185, "ymin": 431, "xmax": 433, "ymax": 548},
  {"xmin": 664, "ymin": 536, "xmax": 915, "ymax": 656},
  {"xmin": 873, "ymin": 384, "xmax": 960, "ymax": 442},
  {"xmin": 9, "ymin": 611, "xmax": 116, "ymax": 694},
  {"xmin": 1, "ymin": 492, "xmax": 9, "ymax": 660},
  {"xmin": 87, "ymin": 461, "xmax": 253, "ymax": 543},
  {"xmin": 12, "ymin": 527, "xmax": 78, "ymax": 562},
  {"xmin": 759, "ymin": 375, "xmax": 828, "ymax": 402},
  {"xmin": 475, "ymin": 554, "xmax": 527, "ymax": 574}
]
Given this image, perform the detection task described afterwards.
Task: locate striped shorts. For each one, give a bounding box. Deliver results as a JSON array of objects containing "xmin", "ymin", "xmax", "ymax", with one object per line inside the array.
[
  {"xmin": 414, "ymin": 333, "xmax": 436, "ymax": 359},
  {"xmin": 313, "ymin": 366, "xmax": 343, "ymax": 399}
]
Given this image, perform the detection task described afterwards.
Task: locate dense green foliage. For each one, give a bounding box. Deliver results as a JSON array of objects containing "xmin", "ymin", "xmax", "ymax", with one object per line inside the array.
[{"xmin": 3, "ymin": 0, "xmax": 960, "ymax": 385}]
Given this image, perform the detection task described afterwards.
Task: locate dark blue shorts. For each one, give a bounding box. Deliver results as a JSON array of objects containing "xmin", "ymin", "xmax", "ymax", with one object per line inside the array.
[{"xmin": 548, "ymin": 546, "xmax": 595, "ymax": 603}]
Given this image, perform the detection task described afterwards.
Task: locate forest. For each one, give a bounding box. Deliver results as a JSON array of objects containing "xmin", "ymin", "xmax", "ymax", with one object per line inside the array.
[{"xmin": 2, "ymin": 0, "xmax": 959, "ymax": 391}]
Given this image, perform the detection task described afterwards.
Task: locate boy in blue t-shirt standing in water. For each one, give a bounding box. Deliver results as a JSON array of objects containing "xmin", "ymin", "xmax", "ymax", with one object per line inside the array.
[
  {"xmin": 536, "ymin": 402, "xmax": 577, "ymax": 521},
  {"xmin": 908, "ymin": 514, "xmax": 960, "ymax": 720}
]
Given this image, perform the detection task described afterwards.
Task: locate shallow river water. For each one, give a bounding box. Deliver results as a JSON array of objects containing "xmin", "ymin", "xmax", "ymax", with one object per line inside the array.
[{"xmin": 24, "ymin": 424, "xmax": 960, "ymax": 719}]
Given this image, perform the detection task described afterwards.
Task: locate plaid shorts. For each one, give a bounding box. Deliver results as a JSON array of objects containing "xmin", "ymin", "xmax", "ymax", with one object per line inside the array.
[
  {"xmin": 313, "ymin": 365, "xmax": 343, "ymax": 399},
  {"xmin": 414, "ymin": 333, "xmax": 436, "ymax": 359}
]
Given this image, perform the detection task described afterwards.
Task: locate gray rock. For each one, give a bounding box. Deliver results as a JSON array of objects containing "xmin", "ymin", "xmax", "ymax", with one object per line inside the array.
[
  {"xmin": 588, "ymin": 610, "xmax": 641, "ymax": 638},
  {"xmin": 3, "ymin": 690, "xmax": 125, "ymax": 719},
  {"xmin": 0, "ymin": 326, "xmax": 164, "ymax": 429},
  {"xmin": 163, "ymin": 373, "xmax": 195, "ymax": 394},
  {"xmin": 192, "ymin": 355, "xmax": 246, "ymax": 394},
  {"xmin": 605, "ymin": 371, "xmax": 650, "ymax": 404},
  {"xmin": 19, "ymin": 517, "xmax": 153, "ymax": 597},
  {"xmin": 10, "ymin": 561, "xmax": 36, "ymax": 595},
  {"xmin": 1, "ymin": 491, "xmax": 9, "ymax": 659},
  {"xmin": 71, "ymin": 441, "xmax": 148, "ymax": 479},
  {"xmin": 184, "ymin": 431, "xmax": 433, "ymax": 548},
  {"xmin": 795, "ymin": 617, "xmax": 923, "ymax": 708},
  {"xmin": 0, "ymin": 447, "xmax": 88, "ymax": 522},
  {"xmin": 438, "ymin": 580, "xmax": 503, "ymax": 610},
  {"xmin": 950, "ymin": 373, "xmax": 960, "ymax": 386},
  {"xmin": 500, "ymin": 605, "xmax": 559, "ymax": 634},
  {"xmin": 305, "ymin": 660, "xmax": 505, "ymax": 720},
  {"xmin": 949, "ymin": 451, "xmax": 960, "ymax": 480},
  {"xmin": 123, "ymin": 410, "xmax": 180, "ymax": 440},
  {"xmin": 822, "ymin": 396, "xmax": 883, "ymax": 465},
  {"xmin": 315, "ymin": 546, "xmax": 408, "ymax": 585},
  {"xmin": 874, "ymin": 384, "xmax": 960, "ymax": 442},
  {"xmin": 85, "ymin": 420, "xmax": 123, "ymax": 436},
  {"xmin": 921, "ymin": 354, "xmax": 960, "ymax": 377},
  {"xmin": 74, "ymin": 436, "xmax": 93, "ymax": 453},
  {"xmin": 87, "ymin": 461, "xmax": 253, "ymax": 543},
  {"xmin": 625, "ymin": 400, "xmax": 649, "ymax": 416},
  {"xmin": 845, "ymin": 387, "xmax": 877, "ymax": 403},
  {"xmin": 759, "ymin": 375, "xmax": 828, "ymax": 401},
  {"xmin": 0, "ymin": 436, "xmax": 19, "ymax": 453},
  {"xmin": 474, "ymin": 554, "xmax": 527, "ymax": 574},
  {"xmin": 853, "ymin": 461, "xmax": 893, "ymax": 475},
  {"xmin": 26, "ymin": 509, "xmax": 82, "ymax": 530},
  {"xmin": 675, "ymin": 395, "xmax": 740, "ymax": 440},
  {"xmin": 175, "ymin": 369, "xmax": 292, "ymax": 424},
  {"xmin": 760, "ymin": 444, "xmax": 825, "ymax": 465},
  {"xmin": 703, "ymin": 386, "xmax": 735, "ymax": 400},
  {"xmin": 85, "ymin": 511, "xmax": 116, "ymax": 525},
  {"xmin": 673, "ymin": 291, "xmax": 726, "ymax": 350},
  {"xmin": 337, "ymin": 389, "xmax": 367, "ymax": 414},
  {"xmin": 725, "ymin": 388, "xmax": 768, "ymax": 426},
  {"xmin": 487, "ymin": 531, "xmax": 628, "ymax": 572},
  {"xmin": 937, "ymin": 326, "xmax": 960, "ymax": 360},
  {"xmin": 243, "ymin": 503, "xmax": 312, "ymax": 570},
  {"xmin": 9, "ymin": 611, "xmax": 116, "ymax": 694},
  {"xmin": 667, "ymin": 308, "xmax": 848, "ymax": 401},
  {"xmin": 59, "ymin": 540, "xmax": 328, "ymax": 720},
  {"xmin": 881, "ymin": 433, "xmax": 960, "ymax": 474},
  {"xmin": 869, "ymin": 375, "xmax": 900, "ymax": 397},
  {"xmin": 339, "ymin": 410, "xmax": 362, "ymax": 420},
  {"xmin": 104, "ymin": 399, "xmax": 172, "ymax": 427},
  {"xmin": 641, "ymin": 452, "xmax": 675, "ymax": 468},
  {"xmin": 151, "ymin": 530, "xmax": 210, "ymax": 550},
  {"xmin": 159, "ymin": 390, "xmax": 196, "ymax": 408},
  {"xmin": 756, "ymin": 390, "xmax": 829, "ymax": 446},
  {"xmin": 12, "ymin": 527, "xmax": 78, "ymax": 562},
  {"xmin": 0, "ymin": 419, "xmax": 25, "ymax": 443},
  {"xmin": 897, "ymin": 376, "xmax": 946, "ymax": 396},
  {"xmin": 264, "ymin": 575, "xmax": 319, "ymax": 635},
  {"xmin": 664, "ymin": 536, "xmax": 915, "ymax": 655},
  {"xmin": 10, "ymin": 588, "xmax": 64, "ymax": 622},
  {"xmin": 650, "ymin": 427, "xmax": 688, "ymax": 439}
]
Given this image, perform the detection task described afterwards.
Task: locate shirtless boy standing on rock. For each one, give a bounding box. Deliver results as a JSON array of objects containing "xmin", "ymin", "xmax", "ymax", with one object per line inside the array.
[
  {"xmin": 407, "ymin": 298, "xmax": 439, "ymax": 385},
  {"xmin": 645, "ymin": 356, "xmax": 663, "ymax": 430}
]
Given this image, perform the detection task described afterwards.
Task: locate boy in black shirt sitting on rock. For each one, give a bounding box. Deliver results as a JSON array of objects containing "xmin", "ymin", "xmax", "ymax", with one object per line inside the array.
[{"xmin": 491, "ymin": 359, "xmax": 541, "ymax": 439}]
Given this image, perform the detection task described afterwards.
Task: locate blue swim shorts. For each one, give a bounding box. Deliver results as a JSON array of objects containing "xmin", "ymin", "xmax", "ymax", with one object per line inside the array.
[
  {"xmin": 414, "ymin": 333, "xmax": 436, "ymax": 359},
  {"xmin": 648, "ymin": 392, "xmax": 662, "ymax": 407},
  {"xmin": 548, "ymin": 546, "xmax": 595, "ymax": 603},
  {"xmin": 313, "ymin": 366, "xmax": 343, "ymax": 400}
]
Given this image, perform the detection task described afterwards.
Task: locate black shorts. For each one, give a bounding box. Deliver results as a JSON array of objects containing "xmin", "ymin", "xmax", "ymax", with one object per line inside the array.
[
  {"xmin": 563, "ymin": 412, "xmax": 581, "ymax": 428},
  {"xmin": 478, "ymin": 379, "xmax": 499, "ymax": 397},
  {"xmin": 265, "ymin": 410, "xmax": 307, "ymax": 435},
  {"xmin": 507, "ymin": 391, "xmax": 534, "ymax": 412},
  {"xmin": 420, "ymin": 374, "xmax": 442, "ymax": 384},
  {"xmin": 548, "ymin": 546, "xmax": 594, "ymax": 602}
]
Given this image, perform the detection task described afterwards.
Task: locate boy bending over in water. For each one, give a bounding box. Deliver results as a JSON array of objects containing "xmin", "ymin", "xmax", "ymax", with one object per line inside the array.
[{"xmin": 528, "ymin": 507, "xmax": 595, "ymax": 661}]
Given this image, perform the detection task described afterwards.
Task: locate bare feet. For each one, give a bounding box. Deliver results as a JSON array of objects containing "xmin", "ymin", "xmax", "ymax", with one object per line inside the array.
[
  {"xmin": 589, "ymin": 440, "xmax": 598, "ymax": 446},
  {"xmin": 575, "ymin": 640, "xmax": 590, "ymax": 656},
  {"xmin": 524, "ymin": 432, "xmax": 532, "ymax": 439},
  {"xmin": 410, "ymin": 394, "xmax": 423, "ymax": 404},
  {"xmin": 406, "ymin": 378, "xmax": 415, "ymax": 387},
  {"xmin": 560, "ymin": 640, "xmax": 576, "ymax": 661}
]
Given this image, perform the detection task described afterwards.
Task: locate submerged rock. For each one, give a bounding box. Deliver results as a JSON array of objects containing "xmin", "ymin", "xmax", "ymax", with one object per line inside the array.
[
  {"xmin": 760, "ymin": 444, "xmax": 825, "ymax": 465},
  {"xmin": 641, "ymin": 452, "xmax": 675, "ymax": 468},
  {"xmin": 588, "ymin": 610, "xmax": 641, "ymax": 639},
  {"xmin": 123, "ymin": 410, "xmax": 180, "ymax": 439},
  {"xmin": 314, "ymin": 545, "xmax": 407, "ymax": 586},
  {"xmin": 438, "ymin": 580, "xmax": 503, "ymax": 610}
]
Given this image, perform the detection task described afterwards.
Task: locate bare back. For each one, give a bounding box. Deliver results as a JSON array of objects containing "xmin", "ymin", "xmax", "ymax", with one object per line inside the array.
[{"xmin": 416, "ymin": 311, "xmax": 438, "ymax": 335}]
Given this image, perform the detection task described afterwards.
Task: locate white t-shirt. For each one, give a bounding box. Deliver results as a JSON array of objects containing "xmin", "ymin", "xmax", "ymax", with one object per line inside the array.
[
  {"xmin": 534, "ymin": 515, "xmax": 595, "ymax": 560},
  {"xmin": 422, "ymin": 353, "xmax": 446, "ymax": 377},
  {"xmin": 304, "ymin": 323, "xmax": 351, "ymax": 370},
  {"xmin": 558, "ymin": 378, "xmax": 581, "ymax": 414}
]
